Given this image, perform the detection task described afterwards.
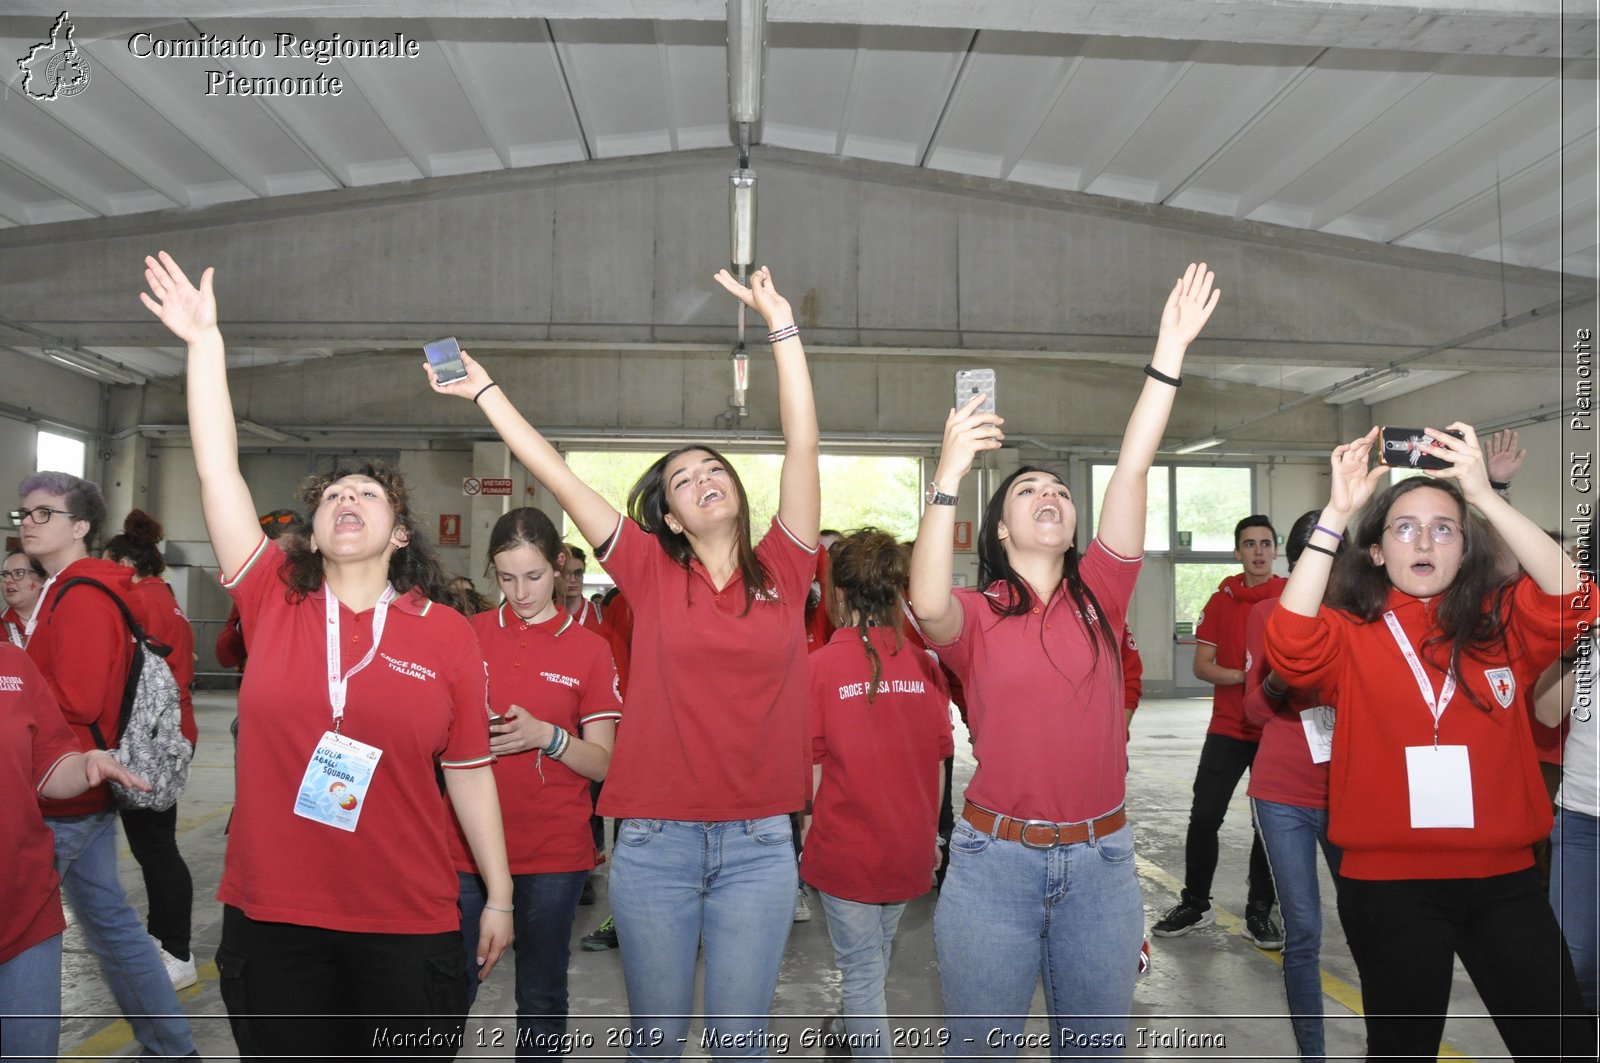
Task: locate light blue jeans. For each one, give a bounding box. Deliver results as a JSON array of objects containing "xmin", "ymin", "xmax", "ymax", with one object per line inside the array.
[
  {"xmin": 935, "ymin": 819, "xmax": 1143, "ymax": 1060},
  {"xmin": 49, "ymin": 811, "xmax": 196, "ymax": 1058},
  {"xmin": 0, "ymin": 932, "xmax": 62, "ymax": 1062},
  {"xmin": 818, "ymin": 892, "xmax": 907, "ymax": 1059},
  {"xmin": 609, "ymin": 817, "xmax": 798, "ymax": 1062},
  {"xmin": 1251, "ymin": 798, "xmax": 1343, "ymax": 1063},
  {"xmin": 1552, "ymin": 805, "xmax": 1599, "ymax": 1012}
]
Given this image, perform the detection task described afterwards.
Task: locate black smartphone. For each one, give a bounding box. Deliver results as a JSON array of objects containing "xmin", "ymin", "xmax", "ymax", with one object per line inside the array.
[
  {"xmin": 955, "ymin": 368, "xmax": 997, "ymax": 415},
  {"xmin": 424, "ymin": 337, "xmax": 468, "ymax": 385},
  {"xmin": 1379, "ymin": 426, "xmax": 1463, "ymax": 470}
]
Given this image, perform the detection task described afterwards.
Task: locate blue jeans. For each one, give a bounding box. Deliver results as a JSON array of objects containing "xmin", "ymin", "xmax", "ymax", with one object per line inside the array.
[
  {"xmin": 935, "ymin": 819, "xmax": 1143, "ymax": 1060},
  {"xmin": 49, "ymin": 811, "xmax": 196, "ymax": 1057},
  {"xmin": 0, "ymin": 932, "xmax": 62, "ymax": 1062},
  {"xmin": 1251, "ymin": 799, "xmax": 1343, "ymax": 1062},
  {"xmin": 818, "ymin": 892, "xmax": 907, "ymax": 1059},
  {"xmin": 1552, "ymin": 805, "xmax": 1599, "ymax": 1012},
  {"xmin": 609, "ymin": 817, "xmax": 798, "ymax": 1062},
  {"xmin": 459, "ymin": 869, "xmax": 589, "ymax": 1057}
]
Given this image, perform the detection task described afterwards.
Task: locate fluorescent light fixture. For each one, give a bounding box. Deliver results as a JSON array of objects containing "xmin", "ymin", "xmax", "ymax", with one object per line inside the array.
[
  {"xmin": 726, "ymin": 0, "xmax": 765, "ymax": 124},
  {"xmin": 43, "ymin": 346, "xmax": 145, "ymax": 386},
  {"xmin": 1173, "ymin": 436, "xmax": 1225, "ymax": 454},
  {"xmin": 1326, "ymin": 368, "xmax": 1411, "ymax": 405},
  {"xmin": 729, "ymin": 168, "xmax": 757, "ymax": 271},
  {"xmin": 237, "ymin": 418, "xmax": 299, "ymax": 443}
]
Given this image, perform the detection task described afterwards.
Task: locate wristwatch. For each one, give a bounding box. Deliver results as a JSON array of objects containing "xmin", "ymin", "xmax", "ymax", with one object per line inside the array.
[{"xmin": 925, "ymin": 482, "xmax": 959, "ymax": 506}]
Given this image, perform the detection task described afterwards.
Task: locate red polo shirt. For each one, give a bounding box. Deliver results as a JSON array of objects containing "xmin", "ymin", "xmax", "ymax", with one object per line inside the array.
[
  {"xmin": 29, "ymin": 558, "xmax": 141, "ymax": 817},
  {"xmin": 220, "ymin": 537, "xmax": 492, "ymax": 934},
  {"xmin": 572, "ymin": 598, "xmax": 603, "ymax": 634},
  {"xmin": 1243, "ymin": 596, "xmax": 1329, "ymax": 809},
  {"xmin": 451, "ymin": 605, "xmax": 622, "ymax": 875},
  {"xmin": 928, "ymin": 539, "xmax": 1141, "ymax": 822},
  {"xmin": 802, "ymin": 627, "xmax": 952, "ymax": 903},
  {"xmin": 1196, "ymin": 573, "xmax": 1286, "ymax": 741},
  {"xmin": 128, "ymin": 577, "xmax": 197, "ymax": 747},
  {"xmin": 595, "ymin": 515, "xmax": 816, "ymax": 821},
  {"xmin": 1, "ymin": 645, "xmax": 77, "ymax": 964},
  {"xmin": 1266, "ymin": 576, "xmax": 1593, "ymax": 880}
]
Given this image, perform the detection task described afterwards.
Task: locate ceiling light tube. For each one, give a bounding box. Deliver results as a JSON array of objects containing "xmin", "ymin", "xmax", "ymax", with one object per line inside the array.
[
  {"xmin": 237, "ymin": 418, "xmax": 299, "ymax": 443},
  {"xmin": 1173, "ymin": 436, "xmax": 1225, "ymax": 454},
  {"xmin": 1326, "ymin": 368, "xmax": 1411, "ymax": 405},
  {"xmin": 730, "ymin": 168, "xmax": 757, "ymax": 271},
  {"xmin": 726, "ymin": 0, "xmax": 765, "ymax": 124}
]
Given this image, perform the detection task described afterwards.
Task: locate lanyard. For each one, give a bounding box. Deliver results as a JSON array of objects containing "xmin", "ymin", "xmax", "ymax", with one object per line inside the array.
[
  {"xmin": 1382, "ymin": 610, "xmax": 1456, "ymax": 746},
  {"xmin": 22, "ymin": 572, "xmax": 58, "ymax": 648},
  {"xmin": 326, "ymin": 583, "xmax": 397, "ymax": 731}
]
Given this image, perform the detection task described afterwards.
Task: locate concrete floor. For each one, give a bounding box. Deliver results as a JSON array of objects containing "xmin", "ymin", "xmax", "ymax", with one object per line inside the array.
[{"xmin": 57, "ymin": 692, "xmax": 1518, "ymax": 1061}]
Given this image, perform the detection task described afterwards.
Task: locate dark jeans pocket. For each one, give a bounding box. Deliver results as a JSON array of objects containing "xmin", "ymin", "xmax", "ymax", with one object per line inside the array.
[{"xmin": 216, "ymin": 946, "xmax": 260, "ymax": 1060}]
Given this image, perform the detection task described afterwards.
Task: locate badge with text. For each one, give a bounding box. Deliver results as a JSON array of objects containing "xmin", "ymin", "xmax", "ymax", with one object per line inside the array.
[{"xmin": 294, "ymin": 730, "xmax": 383, "ymax": 832}]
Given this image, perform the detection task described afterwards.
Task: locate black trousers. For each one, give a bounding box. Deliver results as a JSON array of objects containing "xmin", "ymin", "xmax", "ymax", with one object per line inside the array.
[
  {"xmin": 1337, "ymin": 869, "xmax": 1596, "ymax": 1062},
  {"xmin": 1182, "ymin": 732, "xmax": 1276, "ymax": 910},
  {"xmin": 119, "ymin": 804, "xmax": 193, "ymax": 960},
  {"xmin": 218, "ymin": 904, "xmax": 467, "ymax": 1061}
]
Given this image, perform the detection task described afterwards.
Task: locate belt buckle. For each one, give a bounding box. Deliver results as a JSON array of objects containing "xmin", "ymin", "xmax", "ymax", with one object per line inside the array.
[{"xmin": 1018, "ymin": 819, "xmax": 1060, "ymax": 849}]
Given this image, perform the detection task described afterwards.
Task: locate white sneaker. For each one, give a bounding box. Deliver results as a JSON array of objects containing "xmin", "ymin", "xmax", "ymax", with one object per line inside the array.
[
  {"xmin": 793, "ymin": 886, "xmax": 812, "ymax": 923},
  {"xmin": 155, "ymin": 939, "xmax": 198, "ymax": 990}
]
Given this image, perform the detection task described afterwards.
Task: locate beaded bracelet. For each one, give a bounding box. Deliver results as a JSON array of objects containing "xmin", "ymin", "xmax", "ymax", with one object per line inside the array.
[
  {"xmin": 1304, "ymin": 542, "xmax": 1338, "ymax": 559},
  {"xmin": 1312, "ymin": 524, "xmax": 1344, "ymax": 542},
  {"xmin": 1143, "ymin": 364, "xmax": 1182, "ymax": 388},
  {"xmin": 766, "ymin": 324, "xmax": 800, "ymax": 344}
]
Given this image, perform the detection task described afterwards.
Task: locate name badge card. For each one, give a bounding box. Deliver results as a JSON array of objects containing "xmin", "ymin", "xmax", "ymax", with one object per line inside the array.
[
  {"xmin": 294, "ymin": 730, "xmax": 383, "ymax": 832},
  {"xmin": 1299, "ymin": 705, "xmax": 1336, "ymax": 764},
  {"xmin": 1405, "ymin": 745, "xmax": 1473, "ymax": 829}
]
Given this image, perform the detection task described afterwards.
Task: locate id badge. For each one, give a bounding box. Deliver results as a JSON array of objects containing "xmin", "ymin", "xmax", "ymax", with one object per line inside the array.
[
  {"xmin": 294, "ymin": 730, "xmax": 383, "ymax": 833},
  {"xmin": 1299, "ymin": 705, "xmax": 1336, "ymax": 764},
  {"xmin": 1404, "ymin": 745, "xmax": 1473, "ymax": 829}
]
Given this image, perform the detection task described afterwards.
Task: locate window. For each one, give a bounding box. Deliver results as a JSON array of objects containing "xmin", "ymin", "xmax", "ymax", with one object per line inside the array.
[
  {"xmin": 1174, "ymin": 467, "xmax": 1254, "ymax": 552},
  {"xmin": 1090, "ymin": 464, "xmax": 1170, "ymax": 552},
  {"xmin": 1174, "ymin": 562, "xmax": 1239, "ymax": 631},
  {"xmin": 36, "ymin": 431, "xmax": 85, "ymax": 478}
]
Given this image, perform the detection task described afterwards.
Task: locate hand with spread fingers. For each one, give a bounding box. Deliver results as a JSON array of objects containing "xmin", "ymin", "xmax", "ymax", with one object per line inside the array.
[
  {"xmin": 1155, "ymin": 261, "xmax": 1222, "ymax": 351},
  {"xmin": 140, "ymin": 251, "xmax": 217, "ymax": 344},
  {"xmin": 1485, "ymin": 429, "xmax": 1526, "ymax": 486}
]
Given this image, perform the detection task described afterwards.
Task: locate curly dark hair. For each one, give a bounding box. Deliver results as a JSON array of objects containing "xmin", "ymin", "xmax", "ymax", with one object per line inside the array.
[
  {"xmin": 826, "ymin": 528, "xmax": 907, "ymax": 703},
  {"xmin": 104, "ymin": 509, "xmax": 167, "ymax": 578},
  {"xmin": 626, "ymin": 444, "xmax": 772, "ymax": 616},
  {"xmin": 1327, "ymin": 476, "xmax": 1511, "ymax": 713},
  {"xmin": 278, "ymin": 463, "xmax": 454, "ymax": 605}
]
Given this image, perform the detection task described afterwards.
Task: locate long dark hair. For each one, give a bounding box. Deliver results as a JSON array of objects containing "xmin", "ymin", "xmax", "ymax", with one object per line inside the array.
[
  {"xmin": 1327, "ymin": 477, "xmax": 1511, "ymax": 712},
  {"xmin": 826, "ymin": 528, "xmax": 907, "ymax": 703},
  {"xmin": 626, "ymin": 444, "xmax": 771, "ymax": 616},
  {"xmin": 487, "ymin": 508, "xmax": 565, "ymax": 573},
  {"xmin": 280, "ymin": 463, "xmax": 454, "ymax": 605},
  {"xmin": 104, "ymin": 509, "xmax": 167, "ymax": 578},
  {"xmin": 977, "ymin": 465, "xmax": 1117, "ymax": 668}
]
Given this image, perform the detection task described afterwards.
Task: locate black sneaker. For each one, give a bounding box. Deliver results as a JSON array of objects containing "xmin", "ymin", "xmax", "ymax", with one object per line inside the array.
[
  {"xmin": 579, "ymin": 878, "xmax": 597, "ymax": 906},
  {"xmin": 1242, "ymin": 906, "xmax": 1284, "ymax": 950},
  {"xmin": 581, "ymin": 916, "xmax": 618, "ymax": 952},
  {"xmin": 1151, "ymin": 898, "xmax": 1215, "ymax": 937},
  {"xmin": 821, "ymin": 1014, "xmax": 852, "ymax": 1063}
]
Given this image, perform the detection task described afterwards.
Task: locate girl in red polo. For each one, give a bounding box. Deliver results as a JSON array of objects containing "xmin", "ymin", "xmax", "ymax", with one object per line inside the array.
[
  {"xmin": 427, "ymin": 265, "xmax": 819, "ymax": 1059},
  {"xmin": 143, "ymin": 251, "xmax": 514, "ymax": 1061},
  {"xmin": 449, "ymin": 507, "xmax": 621, "ymax": 1057},
  {"xmin": 909, "ymin": 263, "xmax": 1221, "ymax": 1056},
  {"xmin": 1267, "ymin": 426, "xmax": 1595, "ymax": 1060},
  {"xmin": 804, "ymin": 529, "xmax": 952, "ymax": 1055}
]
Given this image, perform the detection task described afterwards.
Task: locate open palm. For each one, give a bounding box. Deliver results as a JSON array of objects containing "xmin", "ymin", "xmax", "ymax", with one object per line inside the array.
[{"xmin": 139, "ymin": 251, "xmax": 216, "ymax": 343}]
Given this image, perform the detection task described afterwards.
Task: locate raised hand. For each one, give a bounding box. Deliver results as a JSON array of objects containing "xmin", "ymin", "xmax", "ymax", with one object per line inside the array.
[
  {"xmin": 1156, "ymin": 262, "xmax": 1221, "ymax": 349},
  {"xmin": 424, "ymin": 348, "xmax": 495, "ymax": 402},
  {"xmin": 1328, "ymin": 427, "xmax": 1387, "ymax": 516},
  {"xmin": 713, "ymin": 265, "xmax": 794, "ymax": 329},
  {"xmin": 139, "ymin": 251, "xmax": 216, "ymax": 343},
  {"xmin": 1422, "ymin": 423, "xmax": 1493, "ymax": 503},
  {"xmin": 1485, "ymin": 429, "xmax": 1526, "ymax": 485},
  {"xmin": 934, "ymin": 393, "xmax": 1005, "ymax": 487}
]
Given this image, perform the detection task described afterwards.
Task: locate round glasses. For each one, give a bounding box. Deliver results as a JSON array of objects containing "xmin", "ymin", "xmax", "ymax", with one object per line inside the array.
[{"xmin": 1385, "ymin": 518, "xmax": 1460, "ymax": 545}]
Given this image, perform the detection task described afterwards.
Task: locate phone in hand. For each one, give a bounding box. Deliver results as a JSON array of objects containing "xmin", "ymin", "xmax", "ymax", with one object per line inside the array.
[
  {"xmin": 487, "ymin": 714, "xmax": 507, "ymax": 727},
  {"xmin": 1380, "ymin": 426, "xmax": 1463, "ymax": 470},
  {"xmin": 424, "ymin": 337, "xmax": 468, "ymax": 385},
  {"xmin": 955, "ymin": 368, "xmax": 997, "ymax": 415}
]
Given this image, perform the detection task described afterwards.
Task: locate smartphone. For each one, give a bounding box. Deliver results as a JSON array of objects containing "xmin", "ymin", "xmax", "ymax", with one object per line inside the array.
[
  {"xmin": 487, "ymin": 714, "xmax": 507, "ymax": 727},
  {"xmin": 955, "ymin": 368, "xmax": 997, "ymax": 415},
  {"xmin": 1380, "ymin": 426, "xmax": 1463, "ymax": 470},
  {"xmin": 424, "ymin": 337, "xmax": 468, "ymax": 385}
]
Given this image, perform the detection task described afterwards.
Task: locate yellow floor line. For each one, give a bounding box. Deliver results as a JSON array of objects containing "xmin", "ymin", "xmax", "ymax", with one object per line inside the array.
[{"xmin": 62, "ymin": 961, "xmax": 216, "ymax": 1060}]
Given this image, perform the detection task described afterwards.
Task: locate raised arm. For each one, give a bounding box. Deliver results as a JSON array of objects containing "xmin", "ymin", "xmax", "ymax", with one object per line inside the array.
[
  {"xmin": 1097, "ymin": 264, "xmax": 1220, "ymax": 557},
  {"xmin": 714, "ymin": 266, "xmax": 819, "ymax": 545},
  {"xmin": 140, "ymin": 252, "xmax": 261, "ymax": 577},
  {"xmin": 908, "ymin": 394, "xmax": 1004, "ymax": 643},
  {"xmin": 1279, "ymin": 429, "xmax": 1388, "ymax": 617},
  {"xmin": 426, "ymin": 353, "xmax": 621, "ymax": 549}
]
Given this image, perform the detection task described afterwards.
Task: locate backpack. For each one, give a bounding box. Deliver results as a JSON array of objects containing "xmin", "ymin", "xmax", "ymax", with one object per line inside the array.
[{"xmin": 52, "ymin": 576, "xmax": 192, "ymax": 811}]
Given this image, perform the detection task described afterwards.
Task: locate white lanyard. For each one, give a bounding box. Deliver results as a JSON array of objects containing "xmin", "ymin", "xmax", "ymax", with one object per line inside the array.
[
  {"xmin": 22, "ymin": 572, "xmax": 58, "ymax": 648},
  {"xmin": 325, "ymin": 583, "xmax": 396, "ymax": 731},
  {"xmin": 1382, "ymin": 610, "xmax": 1457, "ymax": 745}
]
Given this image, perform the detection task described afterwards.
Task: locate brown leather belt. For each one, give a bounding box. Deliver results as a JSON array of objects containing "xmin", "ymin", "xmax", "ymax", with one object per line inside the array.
[{"xmin": 961, "ymin": 803, "xmax": 1127, "ymax": 849}]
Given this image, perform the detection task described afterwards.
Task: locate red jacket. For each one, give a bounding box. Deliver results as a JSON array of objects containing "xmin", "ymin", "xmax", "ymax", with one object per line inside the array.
[
  {"xmin": 1266, "ymin": 577, "xmax": 1592, "ymax": 880},
  {"xmin": 1120, "ymin": 625, "xmax": 1143, "ymax": 713},
  {"xmin": 1196, "ymin": 573, "xmax": 1286, "ymax": 740},
  {"xmin": 29, "ymin": 558, "xmax": 142, "ymax": 817}
]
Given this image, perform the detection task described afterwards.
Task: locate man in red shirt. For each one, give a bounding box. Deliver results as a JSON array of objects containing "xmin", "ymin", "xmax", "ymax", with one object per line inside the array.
[
  {"xmin": 1154, "ymin": 515, "xmax": 1286, "ymax": 949},
  {"xmin": 17, "ymin": 471, "xmax": 195, "ymax": 1056},
  {"xmin": 562, "ymin": 544, "xmax": 603, "ymax": 633}
]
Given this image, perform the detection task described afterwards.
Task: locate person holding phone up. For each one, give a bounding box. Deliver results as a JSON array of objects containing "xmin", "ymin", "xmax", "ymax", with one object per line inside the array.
[
  {"xmin": 142, "ymin": 252, "xmax": 513, "ymax": 1060},
  {"xmin": 1266, "ymin": 426, "xmax": 1595, "ymax": 1060},
  {"xmin": 910, "ymin": 264, "xmax": 1220, "ymax": 1056}
]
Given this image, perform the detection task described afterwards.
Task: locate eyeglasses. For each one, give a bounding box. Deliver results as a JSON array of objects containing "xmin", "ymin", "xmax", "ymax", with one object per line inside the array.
[
  {"xmin": 1, "ymin": 568, "xmax": 35, "ymax": 582},
  {"xmin": 1385, "ymin": 518, "xmax": 1460, "ymax": 545},
  {"xmin": 10, "ymin": 506, "xmax": 75, "ymax": 525}
]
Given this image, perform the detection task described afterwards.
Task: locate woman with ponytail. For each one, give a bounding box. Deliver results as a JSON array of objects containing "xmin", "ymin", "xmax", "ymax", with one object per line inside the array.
[
  {"xmin": 802, "ymin": 529, "xmax": 952, "ymax": 1055},
  {"xmin": 104, "ymin": 508, "xmax": 200, "ymax": 989}
]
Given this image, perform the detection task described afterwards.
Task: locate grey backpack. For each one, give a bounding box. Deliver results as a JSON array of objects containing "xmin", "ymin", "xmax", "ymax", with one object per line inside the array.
[{"xmin": 53, "ymin": 577, "xmax": 192, "ymax": 811}]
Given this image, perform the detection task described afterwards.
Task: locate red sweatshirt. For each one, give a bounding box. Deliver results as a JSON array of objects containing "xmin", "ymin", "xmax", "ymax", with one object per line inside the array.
[
  {"xmin": 1196, "ymin": 573, "xmax": 1286, "ymax": 741},
  {"xmin": 1266, "ymin": 577, "xmax": 1593, "ymax": 880}
]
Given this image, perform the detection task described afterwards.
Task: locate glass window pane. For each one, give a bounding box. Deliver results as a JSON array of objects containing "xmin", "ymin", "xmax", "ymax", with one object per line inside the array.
[
  {"xmin": 1174, "ymin": 562, "xmax": 1239, "ymax": 631},
  {"xmin": 1090, "ymin": 464, "xmax": 1169, "ymax": 552},
  {"xmin": 36, "ymin": 431, "xmax": 85, "ymax": 477},
  {"xmin": 1174, "ymin": 467, "xmax": 1253, "ymax": 552}
]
